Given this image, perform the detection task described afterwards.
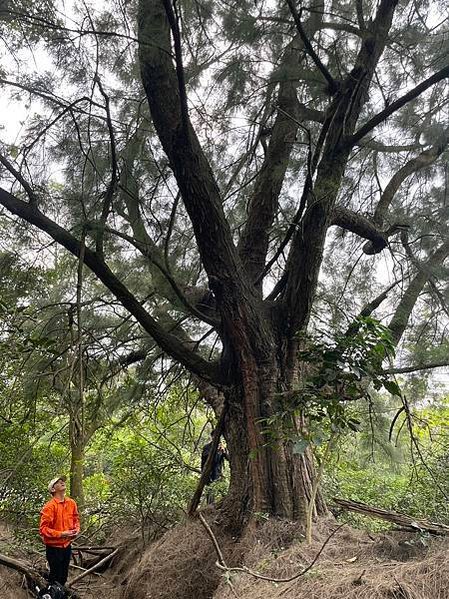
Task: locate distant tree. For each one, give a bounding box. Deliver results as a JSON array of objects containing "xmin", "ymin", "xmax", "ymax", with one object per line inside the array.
[{"xmin": 0, "ymin": 0, "xmax": 449, "ymax": 530}]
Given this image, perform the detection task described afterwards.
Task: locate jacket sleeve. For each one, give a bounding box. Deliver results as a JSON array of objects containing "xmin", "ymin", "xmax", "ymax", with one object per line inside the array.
[{"xmin": 39, "ymin": 504, "xmax": 61, "ymax": 538}]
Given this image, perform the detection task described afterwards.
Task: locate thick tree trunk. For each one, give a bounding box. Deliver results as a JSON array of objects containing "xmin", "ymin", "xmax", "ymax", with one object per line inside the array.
[
  {"xmin": 220, "ymin": 337, "xmax": 327, "ymax": 530},
  {"xmin": 136, "ymin": 0, "xmax": 399, "ymax": 534}
]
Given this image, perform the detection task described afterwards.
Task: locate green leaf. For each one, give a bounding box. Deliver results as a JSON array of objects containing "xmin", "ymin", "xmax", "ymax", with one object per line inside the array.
[{"xmin": 383, "ymin": 380, "xmax": 402, "ymax": 396}]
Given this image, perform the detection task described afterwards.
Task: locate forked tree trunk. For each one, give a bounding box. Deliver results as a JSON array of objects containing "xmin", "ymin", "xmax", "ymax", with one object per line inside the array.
[{"xmin": 136, "ymin": 0, "xmax": 401, "ymax": 532}]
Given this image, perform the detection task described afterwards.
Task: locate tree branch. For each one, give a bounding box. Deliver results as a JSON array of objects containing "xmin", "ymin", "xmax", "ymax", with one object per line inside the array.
[
  {"xmin": 0, "ymin": 152, "xmax": 37, "ymax": 205},
  {"xmin": 0, "ymin": 186, "xmax": 221, "ymax": 384},
  {"xmin": 0, "ymin": 77, "xmax": 105, "ymax": 118},
  {"xmin": 0, "ymin": 553, "xmax": 81, "ymax": 598},
  {"xmin": 388, "ymin": 240, "xmax": 449, "ymax": 344},
  {"xmin": 373, "ymin": 126, "xmax": 449, "ymax": 226},
  {"xmin": 94, "ymin": 76, "xmax": 119, "ymax": 256},
  {"xmin": 358, "ymin": 139, "xmax": 423, "ymax": 153},
  {"xmin": 283, "ymin": 0, "xmax": 400, "ymax": 335},
  {"xmin": 118, "ymin": 133, "xmax": 220, "ymax": 326},
  {"xmin": 239, "ymin": 11, "xmax": 325, "ymax": 286},
  {"xmin": 285, "ymin": 0, "xmax": 338, "ymax": 94},
  {"xmin": 333, "ymin": 209, "xmax": 410, "ymax": 255},
  {"xmin": 138, "ymin": 0, "xmax": 273, "ymax": 352},
  {"xmin": 161, "ymin": 0, "xmax": 190, "ymax": 134},
  {"xmin": 331, "ymin": 206, "xmax": 389, "ymax": 253},
  {"xmin": 349, "ymin": 64, "xmax": 449, "ymax": 146},
  {"xmin": 320, "ymin": 21, "xmax": 362, "ymax": 37},
  {"xmin": 68, "ymin": 548, "xmax": 119, "ymax": 586},
  {"xmin": 101, "ymin": 223, "xmax": 220, "ymax": 327},
  {"xmin": 345, "ymin": 281, "xmax": 400, "ymax": 337},
  {"xmin": 384, "ymin": 361, "xmax": 449, "ymax": 374},
  {"xmin": 187, "ymin": 404, "xmax": 227, "ymax": 516},
  {"xmin": 355, "ymin": 0, "xmax": 366, "ymax": 30}
]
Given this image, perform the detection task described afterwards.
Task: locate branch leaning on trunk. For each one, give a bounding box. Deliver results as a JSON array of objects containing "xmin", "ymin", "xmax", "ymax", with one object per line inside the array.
[{"xmin": 0, "ymin": 186, "xmax": 220, "ymax": 385}]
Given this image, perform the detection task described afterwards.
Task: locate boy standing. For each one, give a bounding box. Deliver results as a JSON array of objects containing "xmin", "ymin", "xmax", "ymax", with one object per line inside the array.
[{"xmin": 39, "ymin": 476, "xmax": 80, "ymax": 586}]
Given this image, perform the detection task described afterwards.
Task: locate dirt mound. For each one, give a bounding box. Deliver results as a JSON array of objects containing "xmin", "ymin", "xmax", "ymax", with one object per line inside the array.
[
  {"xmin": 122, "ymin": 512, "xmax": 238, "ymax": 599},
  {"xmin": 214, "ymin": 517, "xmax": 449, "ymax": 598}
]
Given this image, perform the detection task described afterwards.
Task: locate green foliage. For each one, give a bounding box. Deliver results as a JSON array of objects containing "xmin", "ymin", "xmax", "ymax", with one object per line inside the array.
[
  {"xmin": 326, "ymin": 461, "xmax": 410, "ymax": 532},
  {"xmin": 323, "ymin": 393, "xmax": 449, "ymax": 530},
  {"xmin": 265, "ymin": 318, "xmax": 399, "ymax": 453},
  {"xmin": 0, "ymin": 420, "xmax": 69, "ymax": 545},
  {"xmin": 78, "ymin": 388, "xmax": 209, "ymax": 542}
]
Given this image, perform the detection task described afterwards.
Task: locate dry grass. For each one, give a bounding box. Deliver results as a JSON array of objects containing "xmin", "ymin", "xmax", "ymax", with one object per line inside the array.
[
  {"xmin": 0, "ymin": 521, "xmax": 29, "ymax": 598},
  {"xmin": 2, "ymin": 515, "xmax": 449, "ymax": 599},
  {"xmin": 0, "ymin": 566, "xmax": 29, "ymax": 599},
  {"xmin": 121, "ymin": 510, "xmax": 238, "ymax": 599},
  {"xmin": 214, "ymin": 517, "xmax": 449, "ymax": 599}
]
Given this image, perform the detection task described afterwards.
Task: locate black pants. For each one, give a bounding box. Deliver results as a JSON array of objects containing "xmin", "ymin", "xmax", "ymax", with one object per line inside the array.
[{"xmin": 45, "ymin": 545, "xmax": 71, "ymax": 586}]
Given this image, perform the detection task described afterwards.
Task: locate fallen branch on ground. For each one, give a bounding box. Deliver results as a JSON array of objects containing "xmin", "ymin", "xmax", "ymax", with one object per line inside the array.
[
  {"xmin": 0, "ymin": 552, "xmax": 81, "ymax": 598},
  {"xmin": 69, "ymin": 563, "xmax": 103, "ymax": 576},
  {"xmin": 197, "ymin": 513, "xmax": 239, "ymax": 598},
  {"xmin": 72, "ymin": 545, "xmax": 117, "ymax": 551},
  {"xmin": 198, "ymin": 512, "xmax": 344, "ymax": 585},
  {"xmin": 67, "ymin": 547, "xmax": 119, "ymax": 586},
  {"xmin": 333, "ymin": 498, "xmax": 449, "ymax": 534},
  {"xmin": 72, "ymin": 545, "xmax": 117, "ymax": 569}
]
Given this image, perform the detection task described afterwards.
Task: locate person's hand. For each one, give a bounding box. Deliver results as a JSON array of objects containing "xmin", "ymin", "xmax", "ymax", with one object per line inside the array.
[{"xmin": 61, "ymin": 529, "xmax": 78, "ymax": 538}]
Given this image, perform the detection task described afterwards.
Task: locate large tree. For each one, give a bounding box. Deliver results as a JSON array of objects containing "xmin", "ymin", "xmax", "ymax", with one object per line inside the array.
[{"xmin": 0, "ymin": 0, "xmax": 449, "ymax": 529}]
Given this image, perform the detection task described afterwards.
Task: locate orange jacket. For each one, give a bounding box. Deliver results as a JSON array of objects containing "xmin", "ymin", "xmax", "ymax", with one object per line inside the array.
[{"xmin": 39, "ymin": 496, "xmax": 80, "ymax": 548}]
